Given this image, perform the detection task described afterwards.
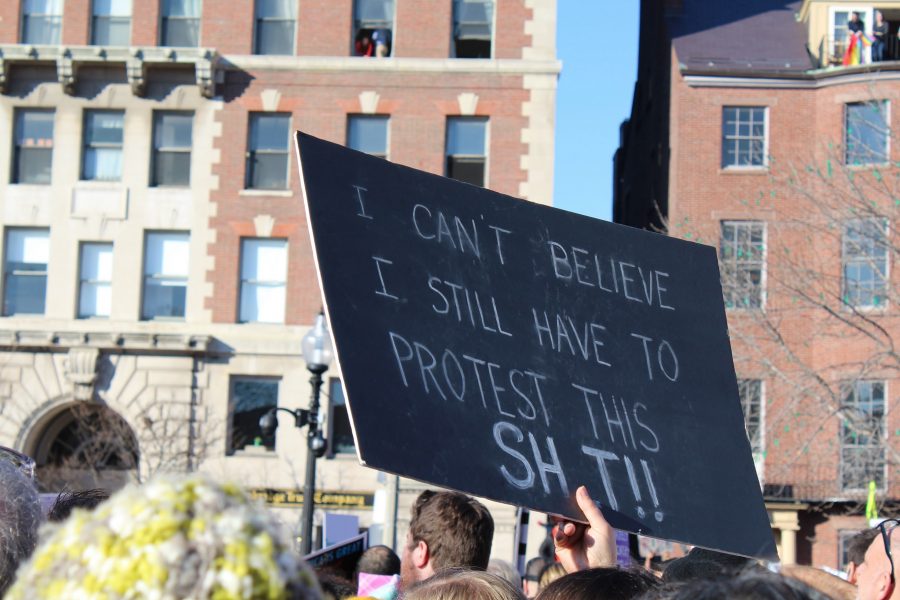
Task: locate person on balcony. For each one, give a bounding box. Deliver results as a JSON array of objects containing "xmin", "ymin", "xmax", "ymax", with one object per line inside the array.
[
  {"xmin": 873, "ymin": 11, "xmax": 889, "ymax": 61},
  {"xmin": 844, "ymin": 12, "xmax": 870, "ymax": 65}
]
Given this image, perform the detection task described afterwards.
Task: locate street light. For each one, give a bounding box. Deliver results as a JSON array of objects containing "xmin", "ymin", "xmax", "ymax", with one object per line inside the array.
[{"xmin": 259, "ymin": 311, "xmax": 333, "ymax": 555}]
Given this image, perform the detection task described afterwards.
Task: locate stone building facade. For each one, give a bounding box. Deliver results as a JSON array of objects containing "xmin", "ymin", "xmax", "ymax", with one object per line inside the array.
[{"xmin": 0, "ymin": 0, "xmax": 559, "ymax": 558}]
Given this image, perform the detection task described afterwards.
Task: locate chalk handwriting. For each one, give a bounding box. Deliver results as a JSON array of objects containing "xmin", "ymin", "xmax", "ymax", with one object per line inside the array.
[
  {"xmin": 532, "ymin": 308, "xmax": 611, "ymax": 366},
  {"xmin": 631, "ymin": 333, "xmax": 679, "ymax": 382},
  {"xmin": 412, "ymin": 203, "xmax": 511, "ymax": 264},
  {"xmin": 372, "ymin": 256, "xmax": 400, "ymax": 300},
  {"xmin": 352, "ymin": 185, "xmax": 373, "ymax": 219},
  {"xmin": 428, "ymin": 276, "xmax": 513, "ymax": 337},
  {"xmin": 548, "ymin": 241, "xmax": 675, "ymax": 311},
  {"xmin": 494, "ymin": 421, "xmax": 569, "ymax": 496}
]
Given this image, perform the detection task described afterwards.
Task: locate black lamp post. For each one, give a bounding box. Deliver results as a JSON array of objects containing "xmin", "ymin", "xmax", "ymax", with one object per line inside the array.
[{"xmin": 259, "ymin": 311, "xmax": 333, "ymax": 555}]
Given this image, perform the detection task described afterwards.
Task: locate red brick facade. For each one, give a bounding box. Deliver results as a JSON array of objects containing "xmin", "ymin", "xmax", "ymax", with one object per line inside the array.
[{"xmin": 665, "ymin": 51, "xmax": 900, "ymax": 566}]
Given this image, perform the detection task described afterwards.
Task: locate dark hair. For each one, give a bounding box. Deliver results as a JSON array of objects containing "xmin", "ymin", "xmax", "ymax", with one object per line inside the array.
[
  {"xmin": 525, "ymin": 557, "xmax": 550, "ymax": 582},
  {"xmin": 354, "ymin": 544, "xmax": 401, "ymax": 580},
  {"xmin": 408, "ymin": 490, "xmax": 494, "ymax": 571},
  {"xmin": 537, "ymin": 567, "xmax": 660, "ymax": 600},
  {"xmin": 46, "ymin": 489, "xmax": 109, "ymax": 523},
  {"xmin": 662, "ymin": 547, "xmax": 753, "ymax": 583},
  {"xmin": 641, "ymin": 570, "xmax": 831, "ymax": 600},
  {"xmin": 847, "ymin": 528, "xmax": 879, "ymax": 566},
  {"xmin": 404, "ymin": 567, "xmax": 524, "ymax": 600},
  {"xmin": 317, "ymin": 572, "xmax": 355, "ymax": 600}
]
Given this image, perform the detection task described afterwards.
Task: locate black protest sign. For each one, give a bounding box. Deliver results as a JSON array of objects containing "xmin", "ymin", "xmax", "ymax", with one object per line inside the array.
[
  {"xmin": 304, "ymin": 532, "xmax": 368, "ymax": 577},
  {"xmin": 296, "ymin": 132, "xmax": 777, "ymax": 561}
]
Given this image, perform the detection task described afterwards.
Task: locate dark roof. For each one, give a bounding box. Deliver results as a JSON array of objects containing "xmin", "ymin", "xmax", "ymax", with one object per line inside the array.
[{"xmin": 668, "ymin": 0, "xmax": 812, "ymax": 74}]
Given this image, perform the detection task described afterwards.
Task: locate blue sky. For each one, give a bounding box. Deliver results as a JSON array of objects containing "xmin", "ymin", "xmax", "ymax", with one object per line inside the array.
[{"xmin": 553, "ymin": 2, "xmax": 640, "ymax": 221}]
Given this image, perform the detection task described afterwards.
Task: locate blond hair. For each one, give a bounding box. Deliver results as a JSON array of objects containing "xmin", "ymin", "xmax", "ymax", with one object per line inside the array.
[{"xmin": 403, "ymin": 568, "xmax": 524, "ymax": 600}]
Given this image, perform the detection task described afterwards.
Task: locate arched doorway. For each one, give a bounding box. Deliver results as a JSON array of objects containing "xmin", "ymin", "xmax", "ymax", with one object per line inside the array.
[{"xmin": 29, "ymin": 402, "xmax": 139, "ymax": 493}]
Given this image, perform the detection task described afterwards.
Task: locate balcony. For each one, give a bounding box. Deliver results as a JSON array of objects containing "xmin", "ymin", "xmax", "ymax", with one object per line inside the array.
[{"xmin": 0, "ymin": 44, "xmax": 221, "ymax": 98}]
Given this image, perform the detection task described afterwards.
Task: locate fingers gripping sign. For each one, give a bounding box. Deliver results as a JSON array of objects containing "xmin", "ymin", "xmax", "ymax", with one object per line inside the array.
[{"xmin": 552, "ymin": 485, "xmax": 617, "ymax": 573}]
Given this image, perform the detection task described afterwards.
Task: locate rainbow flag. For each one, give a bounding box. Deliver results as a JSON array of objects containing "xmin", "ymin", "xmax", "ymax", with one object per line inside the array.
[{"xmin": 843, "ymin": 33, "xmax": 873, "ymax": 66}]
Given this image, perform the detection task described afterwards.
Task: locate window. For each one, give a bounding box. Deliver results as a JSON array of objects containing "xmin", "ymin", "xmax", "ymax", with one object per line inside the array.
[
  {"xmin": 829, "ymin": 7, "xmax": 873, "ymax": 63},
  {"xmin": 78, "ymin": 243, "xmax": 113, "ymax": 318},
  {"xmin": 327, "ymin": 378, "xmax": 356, "ymax": 457},
  {"xmin": 453, "ymin": 0, "xmax": 493, "ymax": 58},
  {"xmin": 842, "ymin": 219, "xmax": 888, "ymax": 308},
  {"xmin": 347, "ymin": 115, "xmax": 388, "ymax": 158},
  {"xmin": 82, "ymin": 110, "xmax": 124, "ymax": 181},
  {"xmin": 21, "ymin": 0, "xmax": 62, "ymax": 44},
  {"xmin": 846, "ymin": 101, "xmax": 889, "ymax": 165},
  {"xmin": 446, "ymin": 117, "xmax": 487, "ymax": 187},
  {"xmin": 738, "ymin": 379, "xmax": 763, "ymax": 456},
  {"xmin": 838, "ymin": 530, "xmax": 865, "ymax": 571},
  {"xmin": 721, "ymin": 107, "xmax": 766, "ymax": 168},
  {"xmin": 161, "ymin": 0, "xmax": 201, "ymax": 47},
  {"xmin": 152, "ymin": 111, "xmax": 192, "ymax": 187},
  {"xmin": 3, "ymin": 228, "xmax": 49, "ymax": 316},
  {"xmin": 142, "ymin": 232, "xmax": 189, "ymax": 319},
  {"xmin": 840, "ymin": 380, "xmax": 886, "ymax": 491},
  {"xmin": 92, "ymin": 0, "xmax": 131, "ymax": 46},
  {"xmin": 239, "ymin": 238, "xmax": 287, "ymax": 323},
  {"xmin": 12, "ymin": 109, "xmax": 54, "ymax": 185},
  {"xmin": 228, "ymin": 377, "xmax": 279, "ymax": 455},
  {"xmin": 254, "ymin": 0, "xmax": 296, "ymax": 55},
  {"xmin": 720, "ymin": 221, "xmax": 765, "ymax": 309},
  {"xmin": 246, "ymin": 113, "xmax": 290, "ymax": 189},
  {"xmin": 353, "ymin": 0, "xmax": 393, "ymax": 57}
]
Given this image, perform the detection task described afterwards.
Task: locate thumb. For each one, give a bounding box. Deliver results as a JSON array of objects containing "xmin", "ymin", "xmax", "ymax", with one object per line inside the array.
[{"xmin": 575, "ymin": 485, "xmax": 610, "ymax": 531}]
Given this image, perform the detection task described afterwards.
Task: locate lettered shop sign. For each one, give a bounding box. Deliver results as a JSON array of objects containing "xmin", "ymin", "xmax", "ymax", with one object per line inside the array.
[{"xmin": 296, "ymin": 132, "xmax": 776, "ymax": 561}]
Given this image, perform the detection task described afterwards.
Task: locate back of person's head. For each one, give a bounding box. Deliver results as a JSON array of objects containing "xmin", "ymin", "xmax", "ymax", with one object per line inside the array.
[
  {"xmin": 662, "ymin": 547, "xmax": 753, "ymax": 583},
  {"xmin": 403, "ymin": 567, "xmax": 525, "ymax": 600},
  {"xmin": 847, "ymin": 528, "xmax": 878, "ymax": 566},
  {"xmin": 0, "ymin": 459, "xmax": 40, "ymax": 597},
  {"xmin": 538, "ymin": 562, "xmax": 567, "ymax": 589},
  {"xmin": 537, "ymin": 567, "xmax": 660, "ymax": 600},
  {"xmin": 408, "ymin": 490, "xmax": 494, "ymax": 571},
  {"xmin": 488, "ymin": 558, "xmax": 522, "ymax": 591},
  {"xmin": 355, "ymin": 544, "xmax": 401, "ymax": 579},
  {"xmin": 46, "ymin": 488, "xmax": 109, "ymax": 522},
  {"xmin": 641, "ymin": 570, "xmax": 831, "ymax": 600},
  {"xmin": 524, "ymin": 557, "xmax": 550, "ymax": 597},
  {"xmin": 317, "ymin": 572, "xmax": 356, "ymax": 600},
  {"xmin": 6, "ymin": 474, "xmax": 322, "ymax": 599}
]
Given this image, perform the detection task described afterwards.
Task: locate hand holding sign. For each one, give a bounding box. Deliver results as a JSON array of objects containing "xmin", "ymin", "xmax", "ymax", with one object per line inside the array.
[{"xmin": 553, "ymin": 486, "xmax": 617, "ymax": 573}]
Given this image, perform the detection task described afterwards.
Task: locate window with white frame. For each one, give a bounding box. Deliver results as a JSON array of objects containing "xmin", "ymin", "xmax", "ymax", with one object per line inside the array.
[
  {"xmin": 142, "ymin": 232, "xmax": 189, "ymax": 320},
  {"xmin": 846, "ymin": 101, "xmax": 889, "ymax": 166},
  {"xmin": 3, "ymin": 228, "xmax": 49, "ymax": 316},
  {"xmin": 21, "ymin": 0, "xmax": 62, "ymax": 44},
  {"xmin": 326, "ymin": 378, "xmax": 355, "ymax": 457},
  {"xmin": 722, "ymin": 107, "xmax": 766, "ymax": 168},
  {"xmin": 254, "ymin": 0, "xmax": 296, "ymax": 55},
  {"xmin": 446, "ymin": 117, "xmax": 487, "ymax": 187},
  {"xmin": 239, "ymin": 238, "xmax": 287, "ymax": 323},
  {"xmin": 842, "ymin": 219, "xmax": 888, "ymax": 309},
  {"xmin": 161, "ymin": 0, "xmax": 201, "ymax": 47},
  {"xmin": 738, "ymin": 379, "xmax": 763, "ymax": 456},
  {"xmin": 719, "ymin": 221, "xmax": 765, "ymax": 309},
  {"xmin": 92, "ymin": 0, "xmax": 131, "ymax": 46},
  {"xmin": 453, "ymin": 0, "xmax": 493, "ymax": 58},
  {"xmin": 347, "ymin": 115, "xmax": 388, "ymax": 158},
  {"xmin": 82, "ymin": 110, "xmax": 124, "ymax": 181},
  {"xmin": 840, "ymin": 380, "xmax": 886, "ymax": 491},
  {"xmin": 353, "ymin": 0, "xmax": 393, "ymax": 56},
  {"xmin": 246, "ymin": 113, "xmax": 290, "ymax": 189},
  {"xmin": 228, "ymin": 377, "xmax": 279, "ymax": 454},
  {"xmin": 152, "ymin": 111, "xmax": 192, "ymax": 187},
  {"xmin": 13, "ymin": 109, "xmax": 54, "ymax": 185},
  {"xmin": 78, "ymin": 242, "xmax": 113, "ymax": 318}
]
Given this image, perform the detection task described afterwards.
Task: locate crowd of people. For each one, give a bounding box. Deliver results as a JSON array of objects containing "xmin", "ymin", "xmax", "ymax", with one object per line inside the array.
[{"xmin": 1, "ymin": 445, "xmax": 898, "ymax": 599}]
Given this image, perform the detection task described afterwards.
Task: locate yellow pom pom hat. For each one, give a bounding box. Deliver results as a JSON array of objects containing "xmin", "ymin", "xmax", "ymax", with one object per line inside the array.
[{"xmin": 7, "ymin": 475, "xmax": 322, "ymax": 600}]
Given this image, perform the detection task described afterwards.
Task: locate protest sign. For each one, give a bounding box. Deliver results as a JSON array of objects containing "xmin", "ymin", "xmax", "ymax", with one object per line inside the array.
[
  {"xmin": 304, "ymin": 532, "xmax": 368, "ymax": 575},
  {"xmin": 296, "ymin": 132, "xmax": 777, "ymax": 560}
]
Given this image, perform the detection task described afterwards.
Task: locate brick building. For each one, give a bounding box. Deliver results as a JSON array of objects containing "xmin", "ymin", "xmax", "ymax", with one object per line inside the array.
[
  {"xmin": 615, "ymin": 0, "xmax": 900, "ymax": 567},
  {"xmin": 0, "ymin": 0, "xmax": 559, "ymax": 556}
]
